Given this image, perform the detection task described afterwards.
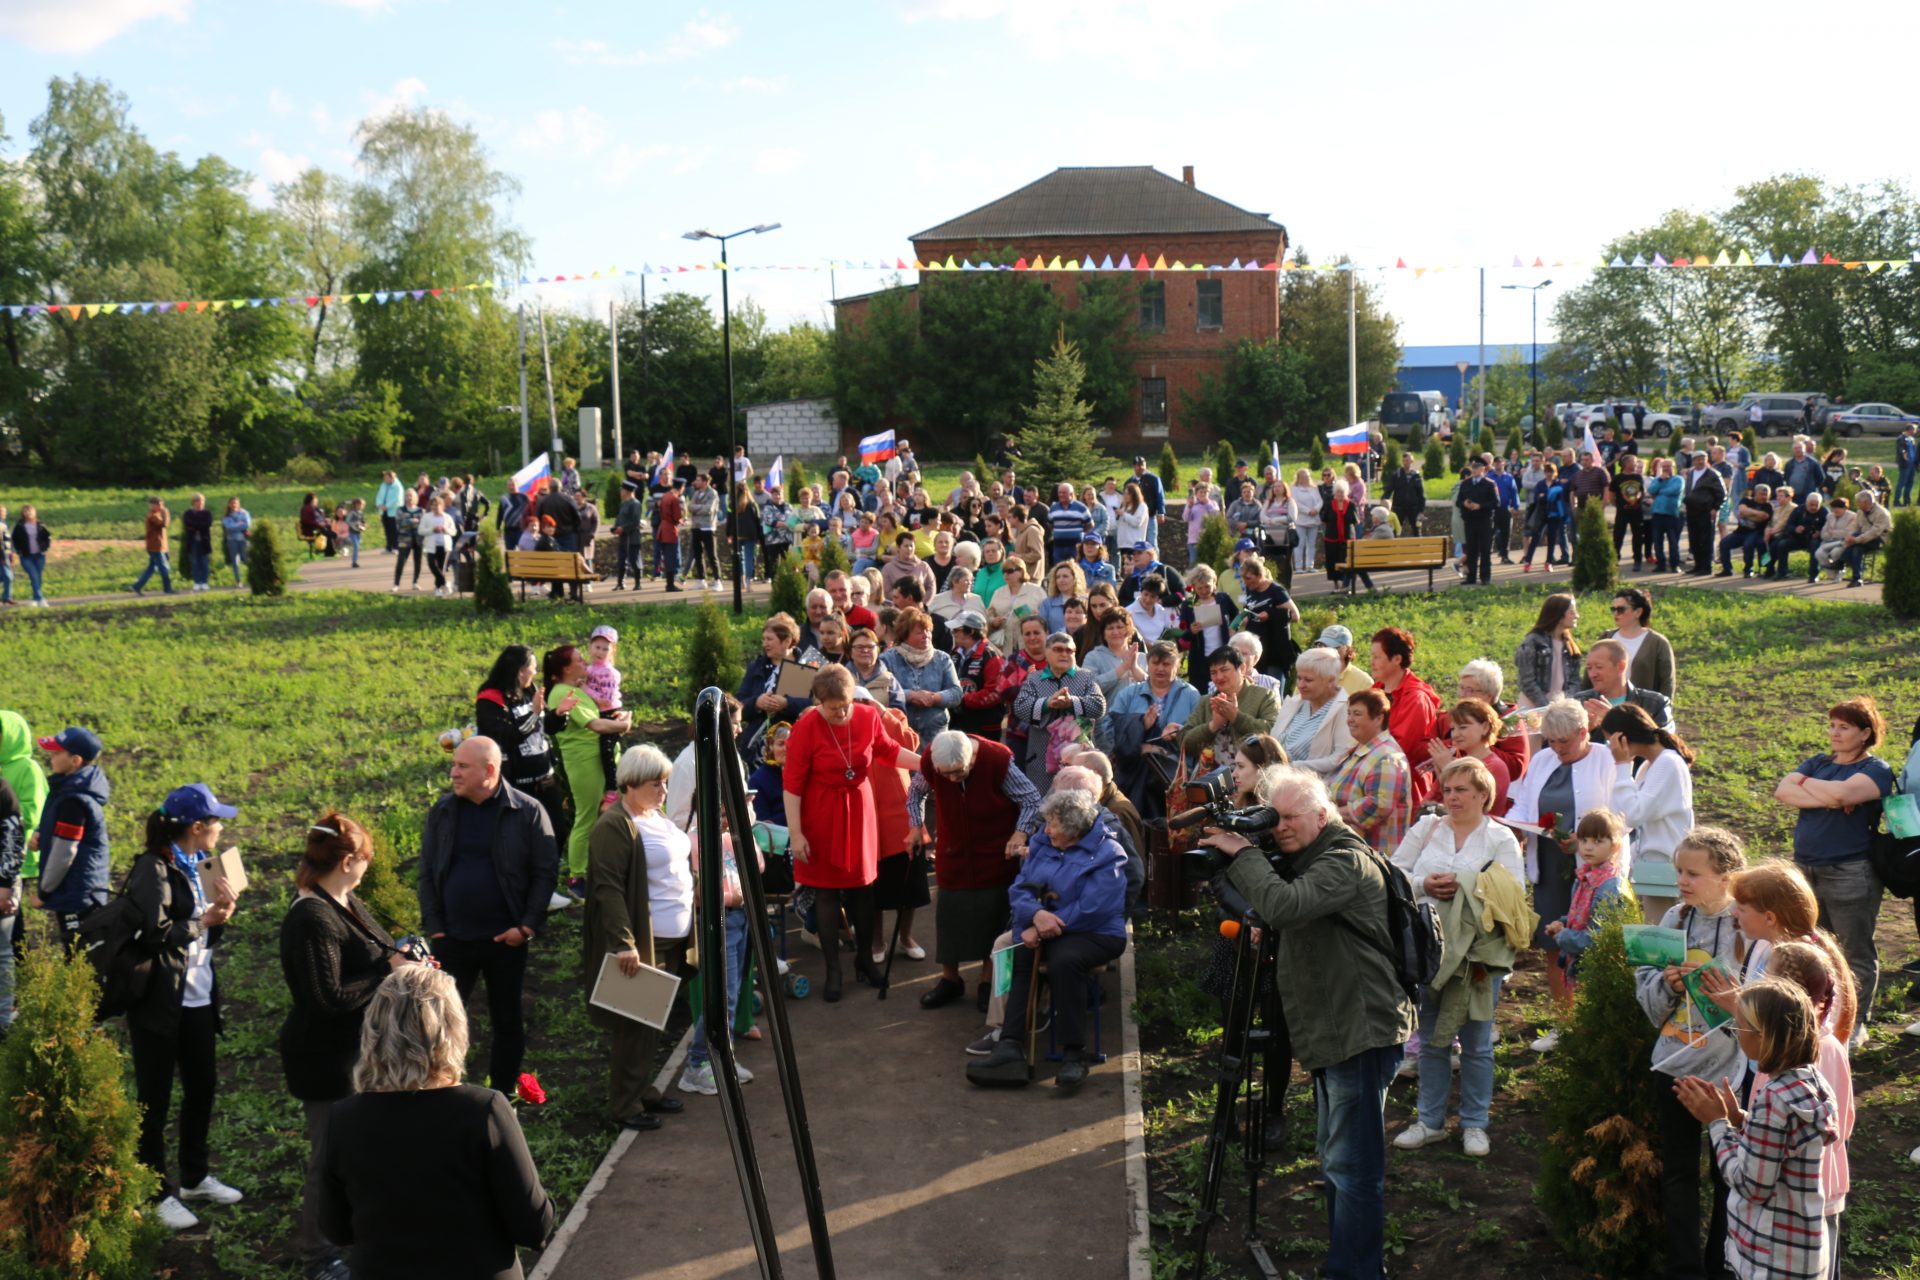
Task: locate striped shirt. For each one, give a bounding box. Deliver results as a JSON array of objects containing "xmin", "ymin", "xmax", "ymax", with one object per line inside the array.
[
  {"xmin": 1048, "ymin": 501, "xmax": 1093, "ymax": 546},
  {"xmin": 1328, "ymin": 735, "xmax": 1411, "ymax": 856},
  {"xmin": 1710, "ymin": 1065, "xmax": 1835, "ymax": 1280}
]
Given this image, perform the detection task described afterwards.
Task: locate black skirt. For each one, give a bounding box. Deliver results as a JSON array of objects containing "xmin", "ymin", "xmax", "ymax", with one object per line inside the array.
[{"xmin": 872, "ymin": 850, "xmax": 931, "ymax": 911}]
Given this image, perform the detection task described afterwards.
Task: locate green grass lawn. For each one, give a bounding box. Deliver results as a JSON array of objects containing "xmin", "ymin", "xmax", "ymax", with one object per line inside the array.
[{"xmin": 4, "ymin": 579, "xmax": 1918, "ymax": 1278}]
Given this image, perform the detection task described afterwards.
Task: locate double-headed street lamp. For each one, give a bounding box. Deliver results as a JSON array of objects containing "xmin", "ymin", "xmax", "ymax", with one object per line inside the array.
[
  {"xmin": 1500, "ymin": 279, "xmax": 1552, "ymax": 436},
  {"xmin": 683, "ymin": 222, "xmax": 781, "ymax": 615}
]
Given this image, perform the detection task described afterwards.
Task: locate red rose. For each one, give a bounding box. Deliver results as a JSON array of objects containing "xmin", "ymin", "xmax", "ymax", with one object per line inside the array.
[{"xmin": 516, "ymin": 1072, "xmax": 547, "ymax": 1105}]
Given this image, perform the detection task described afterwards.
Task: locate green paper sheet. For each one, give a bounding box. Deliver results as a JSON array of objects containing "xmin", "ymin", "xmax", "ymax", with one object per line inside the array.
[{"xmin": 1622, "ymin": 924, "xmax": 1686, "ymax": 968}]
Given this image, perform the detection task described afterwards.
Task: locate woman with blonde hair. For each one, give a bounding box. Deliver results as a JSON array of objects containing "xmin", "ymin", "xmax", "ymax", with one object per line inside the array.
[{"xmin": 320, "ymin": 965, "xmax": 554, "ymax": 1279}]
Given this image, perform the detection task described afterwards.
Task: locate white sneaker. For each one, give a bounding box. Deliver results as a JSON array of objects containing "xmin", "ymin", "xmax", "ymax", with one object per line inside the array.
[
  {"xmin": 776, "ymin": 956, "xmax": 791, "ymax": 975},
  {"xmin": 1911, "ymin": 1144, "xmax": 1920, "ymax": 1166},
  {"xmin": 1392, "ymin": 1122, "xmax": 1448, "ymax": 1150},
  {"xmin": 180, "ymin": 1175, "xmax": 243, "ymax": 1205},
  {"xmin": 1903, "ymin": 1018, "xmax": 1920, "ymax": 1038},
  {"xmin": 1530, "ymin": 1029, "xmax": 1560, "ymax": 1053},
  {"xmin": 734, "ymin": 1061, "xmax": 754, "ymax": 1084},
  {"xmin": 154, "ymin": 1195, "xmax": 199, "ymax": 1232},
  {"xmin": 1462, "ymin": 1127, "xmax": 1490, "ymax": 1158},
  {"xmin": 1394, "ymin": 1056, "xmax": 1417, "ymax": 1080},
  {"xmin": 390, "ymin": 585, "xmax": 400, "ymax": 593},
  {"xmin": 547, "ymin": 891, "xmax": 575, "ymax": 912},
  {"xmin": 678, "ymin": 1061, "xmax": 718, "ymax": 1095}
]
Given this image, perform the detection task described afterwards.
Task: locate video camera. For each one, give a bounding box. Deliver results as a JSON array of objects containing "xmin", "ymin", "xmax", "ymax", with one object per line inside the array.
[{"xmin": 1169, "ymin": 777, "xmax": 1282, "ymax": 880}]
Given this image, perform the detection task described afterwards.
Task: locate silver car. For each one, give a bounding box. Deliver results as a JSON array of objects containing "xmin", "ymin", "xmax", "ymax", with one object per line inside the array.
[{"xmin": 1826, "ymin": 402, "xmax": 1920, "ymax": 437}]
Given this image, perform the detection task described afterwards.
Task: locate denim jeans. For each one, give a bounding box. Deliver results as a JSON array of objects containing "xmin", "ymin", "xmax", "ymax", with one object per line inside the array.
[
  {"xmin": 18, "ymin": 553, "xmax": 44, "ymax": 602},
  {"xmin": 1841, "ymin": 537, "xmax": 1883, "ymax": 583},
  {"xmin": 225, "ymin": 537, "xmax": 248, "ymax": 584},
  {"xmin": 0, "ymin": 555, "xmax": 11, "ymax": 602},
  {"xmin": 1313, "ymin": 1042, "xmax": 1402, "ymax": 1280},
  {"xmin": 1416, "ymin": 978, "xmax": 1500, "ymax": 1130},
  {"xmin": 132, "ymin": 551, "xmax": 172, "ymax": 592},
  {"xmin": 347, "ymin": 531, "xmax": 362, "ymax": 568},
  {"xmin": 1802, "ymin": 857, "xmax": 1883, "ymax": 1019},
  {"xmin": 688, "ymin": 905, "xmax": 750, "ymax": 1066},
  {"xmin": 187, "ymin": 547, "xmax": 210, "ymax": 587},
  {"xmin": 1897, "ymin": 464, "xmax": 1915, "ymax": 506},
  {"xmin": 740, "ymin": 542, "xmax": 756, "ymax": 584},
  {"xmin": 0, "ymin": 911, "xmax": 15, "ymax": 1028},
  {"xmin": 1651, "ymin": 512, "xmax": 1683, "ymax": 568}
]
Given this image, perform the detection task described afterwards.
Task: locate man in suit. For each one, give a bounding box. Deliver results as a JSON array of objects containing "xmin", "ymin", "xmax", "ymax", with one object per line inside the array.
[
  {"xmin": 1681, "ymin": 452, "xmax": 1726, "ymax": 575},
  {"xmin": 1456, "ymin": 455, "xmax": 1499, "ymax": 585}
]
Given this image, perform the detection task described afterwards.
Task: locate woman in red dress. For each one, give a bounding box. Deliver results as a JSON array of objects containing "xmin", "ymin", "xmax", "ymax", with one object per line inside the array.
[{"xmin": 783, "ymin": 665, "xmax": 923, "ymax": 1000}]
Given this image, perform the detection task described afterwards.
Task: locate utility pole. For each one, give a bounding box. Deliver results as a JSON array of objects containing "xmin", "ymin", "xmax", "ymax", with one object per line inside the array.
[
  {"xmin": 517, "ymin": 303, "xmax": 531, "ymax": 467},
  {"xmin": 1476, "ymin": 269, "xmax": 1486, "ymax": 444},
  {"xmin": 537, "ymin": 306, "xmax": 561, "ymax": 456},
  {"xmin": 609, "ymin": 300, "xmax": 623, "ymax": 464},
  {"xmin": 1347, "ymin": 265, "xmax": 1360, "ymax": 479}
]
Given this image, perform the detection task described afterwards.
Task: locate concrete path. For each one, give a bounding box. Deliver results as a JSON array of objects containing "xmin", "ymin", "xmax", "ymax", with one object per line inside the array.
[
  {"xmin": 539, "ymin": 899, "xmax": 1144, "ymax": 1280},
  {"xmin": 1281, "ymin": 551, "xmax": 1885, "ymax": 605}
]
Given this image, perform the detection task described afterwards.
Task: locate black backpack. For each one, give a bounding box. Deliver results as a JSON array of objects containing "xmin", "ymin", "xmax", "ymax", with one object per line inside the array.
[
  {"xmin": 1334, "ymin": 843, "xmax": 1444, "ymax": 1001},
  {"xmin": 73, "ymin": 871, "xmax": 156, "ymax": 1019}
]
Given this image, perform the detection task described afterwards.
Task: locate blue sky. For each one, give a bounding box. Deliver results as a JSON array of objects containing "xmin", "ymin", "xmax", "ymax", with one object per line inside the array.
[{"xmin": 3, "ymin": 0, "xmax": 1915, "ymax": 347}]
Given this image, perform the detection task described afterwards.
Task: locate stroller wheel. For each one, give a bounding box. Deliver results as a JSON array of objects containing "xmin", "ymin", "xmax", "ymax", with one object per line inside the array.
[{"xmin": 787, "ymin": 975, "xmax": 810, "ymax": 999}]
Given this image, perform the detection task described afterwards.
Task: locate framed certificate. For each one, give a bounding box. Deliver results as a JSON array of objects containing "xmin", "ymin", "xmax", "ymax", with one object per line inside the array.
[
  {"xmin": 1191, "ymin": 601, "xmax": 1223, "ymax": 630},
  {"xmin": 202, "ymin": 848, "xmax": 249, "ymax": 898},
  {"xmin": 589, "ymin": 953, "xmax": 682, "ymax": 1030},
  {"xmin": 774, "ymin": 660, "xmax": 822, "ymax": 699}
]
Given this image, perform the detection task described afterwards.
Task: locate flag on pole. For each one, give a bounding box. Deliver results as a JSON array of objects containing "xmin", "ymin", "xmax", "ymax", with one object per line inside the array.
[
  {"xmin": 510, "ymin": 451, "xmax": 552, "ymax": 495},
  {"xmin": 655, "ymin": 442, "xmax": 675, "ymax": 485},
  {"xmin": 764, "ymin": 454, "xmax": 784, "ymax": 495},
  {"xmin": 1326, "ymin": 423, "xmax": 1370, "ymax": 456},
  {"xmin": 858, "ymin": 429, "xmax": 897, "ymax": 463},
  {"xmin": 1270, "ymin": 439, "xmax": 1281, "ymax": 479},
  {"xmin": 1580, "ymin": 417, "xmax": 1602, "ymax": 463}
]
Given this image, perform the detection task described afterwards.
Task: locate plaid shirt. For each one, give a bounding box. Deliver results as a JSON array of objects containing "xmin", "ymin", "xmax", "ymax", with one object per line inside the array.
[
  {"xmin": 1711, "ymin": 1065, "xmax": 1836, "ymax": 1280},
  {"xmin": 1328, "ymin": 735, "xmax": 1410, "ymax": 856}
]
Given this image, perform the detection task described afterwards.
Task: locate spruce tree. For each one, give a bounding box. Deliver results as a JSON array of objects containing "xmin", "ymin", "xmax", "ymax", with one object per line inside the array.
[
  {"xmin": 0, "ymin": 948, "xmax": 162, "ymax": 1278},
  {"xmin": 1211, "ymin": 438, "xmax": 1239, "ymax": 490},
  {"xmin": 1422, "ymin": 438, "xmax": 1445, "ymax": 480},
  {"xmin": 1195, "ymin": 512, "xmax": 1235, "ymax": 573},
  {"xmin": 1448, "ymin": 434, "xmax": 1468, "ymax": 474},
  {"xmin": 685, "ymin": 600, "xmax": 744, "ymax": 715},
  {"xmin": 1535, "ymin": 899, "xmax": 1664, "ymax": 1275},
  {"xmin": 974, "ymin": 452, "xmax": 995, "ymax": 488},
  {"xmin": 787, "ymin": 458, "xmax": 812, "ymax": 502},
  {"xmin": 1883, "ymin": 509, "xmax": 1920, "ymax": 618},
  {"xmin": 246, "ymin": 519, "xmax": 288, "ymax": 597},
  {"xmin": 1570, "ymin": 496, "xmax": 1618, "ymax": 594},
  {"xmin": 1307, "ymin": 434, "xmax": 1327, "ymax": 471},
  {"xmin": 472, "ymin": 525, "xmax": 515, "ymax": 615},
  {"xmin": 602, "ymin": 470, "xmax": 625, "ymax": 517},
  {"xmin": 1382, "ymin": 442, "xmax": 1402, "ymax": 476},
  {"xmin": 1010, "ymin": 327, "xmax": 1119, "ymax": 498},
  {"xmin": 817, "ymin": 530, "xmax": 851, "ymax": 583},
  {"xmin": 1505, "ymin": 425, "xmax": 1526, "ymax": 459},
  {"xmin": 1818, "ymin": 424, "xmax": 1840, "ymax": 456},
  {"xmin": 1545, "ymin": 415, "xmax": 1566, "ymax": 448},
  {"xmin": 768, "ymin": 547, "xmax": 808, "ymax": 618},
  {"xmin": 1158, "ymin": 441, "xmax": 1180, "ymax": 492},
  {"xmin": 1405, "ymin": 421, "xmax": 1424, "ymax": 453}
]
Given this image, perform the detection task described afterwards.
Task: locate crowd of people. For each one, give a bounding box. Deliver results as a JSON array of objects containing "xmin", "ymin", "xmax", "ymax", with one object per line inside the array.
[{"xmin": 3, "ymin": 440, "xmax": 1919, "ymax": 1280}]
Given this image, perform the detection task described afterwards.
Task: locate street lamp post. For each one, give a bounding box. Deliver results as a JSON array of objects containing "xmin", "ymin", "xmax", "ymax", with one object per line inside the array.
[
  {"xmin": 683, "ymin": 223, "xmax": 781, "ymax": 615},
  {"xmin": 1501, "ymin": 279, "xmax": 1553, "ymax": 436}
]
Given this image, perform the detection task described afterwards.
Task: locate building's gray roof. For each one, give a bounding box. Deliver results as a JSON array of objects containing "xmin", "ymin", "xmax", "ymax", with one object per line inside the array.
[{"xmin": 911, "ymin": 167, "xmax": 1284, "ymax": 242}]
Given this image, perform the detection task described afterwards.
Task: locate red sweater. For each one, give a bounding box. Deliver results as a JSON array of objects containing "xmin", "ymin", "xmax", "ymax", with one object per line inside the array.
[
  {"xmin": 921, "ymin": 737, "xmax": 1021, "ymax": 892},
  {"xmin": 1377, "ymin": 671, "xmax": 1443, "ymax": 802}
]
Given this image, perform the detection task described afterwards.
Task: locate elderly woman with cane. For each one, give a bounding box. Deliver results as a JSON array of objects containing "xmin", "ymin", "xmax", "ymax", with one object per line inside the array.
[{"xmin": 967, "ymin": 787, "xmax": 1129, "ymax": 1089}]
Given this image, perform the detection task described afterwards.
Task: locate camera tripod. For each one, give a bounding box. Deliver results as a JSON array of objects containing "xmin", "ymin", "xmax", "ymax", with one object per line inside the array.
[{"xmin": 1187, "ymin": 910, "xmax": 1284, "ymax": 1280}]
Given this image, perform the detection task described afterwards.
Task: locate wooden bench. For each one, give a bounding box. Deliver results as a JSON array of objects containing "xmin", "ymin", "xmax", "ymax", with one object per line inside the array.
[
  {"xmin": 505, "ymin": 550, "xmax": 600, "ymax": 602},
  {"xmin": 1341, "ymin": 535, "xmax": 1450, "ymax": 594}
]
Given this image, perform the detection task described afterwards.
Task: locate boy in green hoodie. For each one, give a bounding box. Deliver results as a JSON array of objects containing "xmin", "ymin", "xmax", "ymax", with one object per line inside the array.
[{"xmin": 0, "ymin": 709, "xmax": 50, "ymax": 1027}]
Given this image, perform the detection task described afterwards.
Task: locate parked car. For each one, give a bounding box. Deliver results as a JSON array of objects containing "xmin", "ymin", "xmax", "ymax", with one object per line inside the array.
[
  {"xmin": 1378, "ymin": 391, "xmax": 1427, "ymax": 440},
  {"xmin": 1826, "ymin": 402, "xmax": 1920, "ymax": 437},
  {"xmin": 1704, "ymin": 394, "xmax": 1830, "ymax": 435}
]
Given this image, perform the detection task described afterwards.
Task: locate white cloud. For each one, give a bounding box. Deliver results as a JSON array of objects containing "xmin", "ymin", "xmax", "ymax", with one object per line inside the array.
[
  {"xmin": 723, "ymin": 75, "xmax": 787, "ymax": 95},
  {"xmin": 258, "ymin": 146, "xmax": 310, "ymax": 185},
  {"xmin": 0, "ymin": 0, "xmax": 188, "ymax": 53},
  {"xmin": 320, "ymin": 0, "xmax": 392, "ymax": 8},
  {"xmin": 360, "ymin": 77, "xmax": 429, "ymax": 120},
  {"xmin": 513, "ymin": 107, "xmax": 610, "ymax": 158},
  {"xmin": 755, "ymin": 147, "xmax": 803, "ymax": 176},
  {"xmin": 552, "ymin": 12, "xmax": 739, "ymax": 67},
  {"xmin": 899, "ymin": 0, "xmax": 1256, "ymax": 75},
  {"xmin": 268, "ymin": 88, "xmax": 294, "ymax": 116}
]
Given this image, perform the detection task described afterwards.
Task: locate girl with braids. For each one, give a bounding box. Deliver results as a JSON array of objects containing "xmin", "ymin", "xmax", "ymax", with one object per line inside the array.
[
  {"xmin": 125, "ymin": 784, "xmax": 245, "ymax": 1234},
  {"xmin": 1599, "ymin": 702, "xmax": 1697, "ymax": 924}
]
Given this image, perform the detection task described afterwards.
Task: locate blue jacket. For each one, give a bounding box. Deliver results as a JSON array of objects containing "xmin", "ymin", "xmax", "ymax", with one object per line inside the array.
[
  {"xmin": 736, "ymin": 655, "xmax": 812, "ymax": 746},
  {"xmin": 878, "ymin": 647, "xmax": 962, "ymax": 745},
  {"xmin": 37, "ymin": 763, "xmax": 112, "ymax": 914},
  {"xmin": 1076, "ymin": 557, "xmax": 1117, "ymax": 587},
  {"xmin": 1781, "ymin": 456, "xmax": 1824, "ymax": 502},
  {"xmin": 1899, "ymin": 435, "xmax": 1918, "ymax": 470},
  {"xmin": 1534, "ymin": 479, "xmax": 1569, "ymax": 521},
  {"xmin": 1009, "ymin": 819, "xmax": 1129, "ymax": 940},
  {"xmin": 1106, "ymin": 680, "xmax": 1200, "ymax": 761},
  {"xmin": 1553, "ymin": 872, "xmax": 1629, "ymax": 962},
  {"xmin": 1134, "ymin": 471, "xmax": 1166, "ymax": 518},
  {"xmin": 1493, "ymin": 471, "xmax": 1519, "ymax": 511},
  {"xmin": 1646, "ymin": 474, "xmax": 1683, "ymax": 517}
]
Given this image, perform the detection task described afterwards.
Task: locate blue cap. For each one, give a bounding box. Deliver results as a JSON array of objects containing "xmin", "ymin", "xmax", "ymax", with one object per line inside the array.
[
  {"xmin": 1235, "ymin": 537, "xmax": 1258, "ymax": 551},
  {"xmin": 161, "ymin": 783, "xmax": 238, "ymax": 823},
  {"xmin": 37, "ymin": 726, "xmax": 102, "ymax": 762},
  {"xmin": 1129, "ymin": 541, "xmax": 1152, "ymax": 553},
  {"xmin": 1080, "ymin": 531, "xmax": 1102, "ymax": 544}
]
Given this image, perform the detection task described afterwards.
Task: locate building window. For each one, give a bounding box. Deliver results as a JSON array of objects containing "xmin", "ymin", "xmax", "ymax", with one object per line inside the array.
[
  {"xmin": 1141, "ymin": 377, "xmax": 1168, "ymax": 427},
  {"xmin": 1138, "ymin": 281, "xmax": 1165, "ymax": 331},
  {"xmin": 1196, "ymin": 279, "xmax": 1223, "ymax": 329}
]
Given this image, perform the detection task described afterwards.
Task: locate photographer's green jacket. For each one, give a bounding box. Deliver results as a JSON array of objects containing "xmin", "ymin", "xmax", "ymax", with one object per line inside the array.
[{"xmin": 1225, "ymin": 818, "xmax": 1416, "ymax": 1071}]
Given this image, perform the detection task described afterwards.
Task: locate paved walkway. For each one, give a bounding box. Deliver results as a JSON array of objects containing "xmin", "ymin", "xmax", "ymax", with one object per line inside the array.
[
  {"xmin": 1281, "ymin": 552, "xmax": 1886, "ymax": 605},
  {"xmin": 537, "ymin": 900, "xmax": 1145, "ymax": 1280}
]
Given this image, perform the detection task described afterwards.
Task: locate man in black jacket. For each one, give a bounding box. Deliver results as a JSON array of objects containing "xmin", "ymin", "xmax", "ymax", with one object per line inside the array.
[
  {"xmin": 419, "ymin": 737, "xmax": 559, "ymax": 1095},
  {"xmin": 1383, "ymin": 452, "xmax": 1427, "ymax": 535},
  {"xmin": 1680, "ymin": 452, "xmax": 1726, "ymax": 575},
  {"xmin": 1456, "ymin": 455, "xmax": 1499, "ymax": 585}
]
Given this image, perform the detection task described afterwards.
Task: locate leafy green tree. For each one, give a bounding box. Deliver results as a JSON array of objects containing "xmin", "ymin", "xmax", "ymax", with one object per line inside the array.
[
  {"xmin": 1010, "ymin": 329, "xmax": 1117, "ymax": 498},
  {"xmin": 917, "ymin": 272, "xmax": 1060, "ymax": 455},
  {"xmin": 1883, "ymin": 509, "xmax": 1920, "ymax": 620},
  {"xmin": 472, "ymin": 525, "xmax": 514, "ymax": 615},
  {"xmin": 1536, "ymin": 901, "xmax": 1663, "ymax": 1275},
  {"xmin": 274, "ymin": 167, "xmax": 364, "ymax": 379},
  {"xmin": 745, "ymin": 320, "xmax": 834, "ymax": 404},
  {"xmin": 829, "ymin": 280, "xmax": 920, "ymax": 436},
  {"xmin": 1058, "ymin": 276, "xmax": 1137, "ymax": 426},
  {"xmin": 609, "ymin": 291, "xmax": 727, "ymax": 457},
  {"xmin": 1570, "ymin": 498, "xmax": 1618, "ymax": 594},
  {"xmin": 1274, "ymin": 255, "xmax": 1402, "ymax": 433},
  {"xmin": 1157, "ymin": 441, "xmax": 1179, "ymax": 491},
  {"xmin": 246, "ymin": 519, "xmax": 289, "ymax": 597},
  {"xmin": 1181, "ymin": 338, "xmax": 1312, "ymax": 451},
  {"xmin": 0, "ymin": 947, "xmax": 162, "ymax": 1280},
  {"xmin": 686, "ymin": 601, "xmax": 744, "ymax": 714}
]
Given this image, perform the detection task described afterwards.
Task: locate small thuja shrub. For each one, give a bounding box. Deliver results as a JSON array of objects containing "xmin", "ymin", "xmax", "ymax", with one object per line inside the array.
[
  {"xmin": 1570, "ymin": 497, "xmax": 1618, "ymax": 595},
  {"xmin": 1195, "ymin": 512, "xmax": 1235, "ymax": 574},
  {"xmin": 246, "ymin": 519, "xmax": 289, "ymax": 597},
  {"xmin": 686, "ymin": 600, "xmax": 744, "ymax": 714},
  {"xmin": 1883, "ymin": 508, "xmax": 1920, "ymax": 619},
  {"xmin": 472, "ymin": 525, "xmax": 515, "ymax": 615},
  {"xmin": 768, "ymin": 549, "xmax": 808, "ymax": 618}
]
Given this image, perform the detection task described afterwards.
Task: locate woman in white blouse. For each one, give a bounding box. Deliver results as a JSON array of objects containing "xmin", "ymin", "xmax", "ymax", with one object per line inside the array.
[
  {"xmin": 929, "ymin": 565, "xmax": 985, "ymax": 625},
  {"xmin": 418, "ymin": 496, "xmax": 460, "ymax": 598},
  {"xmin": 1390, "ymin": 757, "xmax": 1524, "ymax": 1158},
  {"xmin": 1113, "ymin": 482, "xmax": 1153, "ymax": 551},
  {"xmin": 1598, "ymin": 703, "xmax": 1696, "ymax": 924},
  {"xmin": 984, "ymin": 556, "xmax": 1046, "ymax": 655},
  {"xmin": 1269, "ymin": 647, "xmax": 1353, "ymax": 774},
  {"xmin": 1289, "ymin": 469, "xmax": 1322, "ymax": 573}
]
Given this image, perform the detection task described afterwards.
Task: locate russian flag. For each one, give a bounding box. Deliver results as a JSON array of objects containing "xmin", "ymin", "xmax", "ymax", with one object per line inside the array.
[
  {"xmin": 510, "ymin": 451, "xmax": 552, "ymax": 495},
  {"xmin": 858, "ymin": 429, "xmax": 896, "ymax": 463},
  {"xmin": 655, "ymin": 442, "xmax": 675, "ymax": 485},
  {"xmin": 1326, "ymin": 423, "xmax": 1370, "ymax": 456},
  {"xmin": 1269, "ymin": 439, "xmax": 1281, "ymax": 477},
  {"xmin": 764, "ymin": 454, "xmax": 784, "ymax": 495}
]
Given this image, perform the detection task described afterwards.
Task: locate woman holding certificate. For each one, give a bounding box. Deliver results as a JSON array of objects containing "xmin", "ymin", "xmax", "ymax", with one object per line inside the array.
[
  {"xmin": 783, "ymin": 665, "xmax": 924, "ymax": 1002},
  {"xmin": 735, "ymin": 612, "xmax": 814, "ymax": 752}
]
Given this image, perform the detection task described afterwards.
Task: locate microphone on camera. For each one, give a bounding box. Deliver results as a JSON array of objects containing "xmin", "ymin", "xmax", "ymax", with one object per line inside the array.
[
  {"xmin": 1219, "ymin": 919, "xmax": 1242, "ymax": 941},
  {"xmin": 1168, "ymin": 805, "xmax": 1215, "ymax": 830}
]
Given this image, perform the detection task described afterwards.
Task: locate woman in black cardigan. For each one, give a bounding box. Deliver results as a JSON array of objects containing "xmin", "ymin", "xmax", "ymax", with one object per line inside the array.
[
  {"xmin": 126, "ymin": 784, "xmax": 243, "ymax": 1235},
  {"xmin": 279, "ymin": 811, "xmax": 410, "ymax": 1280},
  {"xmin": 474, "ymin": 644, "xmax": 572, "ymax": 843}
]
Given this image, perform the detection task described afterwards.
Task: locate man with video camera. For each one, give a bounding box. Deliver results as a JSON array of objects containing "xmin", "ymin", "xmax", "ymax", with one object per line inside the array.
[{"xmin": 1198, "ymin": 766, "xmax": 1415, "ymax": 1280}]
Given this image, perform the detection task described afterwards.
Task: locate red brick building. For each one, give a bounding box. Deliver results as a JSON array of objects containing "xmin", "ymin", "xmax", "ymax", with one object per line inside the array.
[{"xmin": 834, "ymin": 165, "xmax": 1288, "ymax": 451}]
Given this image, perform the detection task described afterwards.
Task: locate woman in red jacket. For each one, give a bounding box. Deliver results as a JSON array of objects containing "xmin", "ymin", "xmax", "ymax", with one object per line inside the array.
[{"xmin": 783, "ymin": 665, "xmax": 923, "ymax": 1000}]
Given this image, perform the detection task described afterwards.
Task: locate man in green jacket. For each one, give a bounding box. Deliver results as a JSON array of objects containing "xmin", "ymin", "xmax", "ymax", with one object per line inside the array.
[{"xmin": 1200, "ymin": 766, "xmax": 1414, "ymax": 1280}]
